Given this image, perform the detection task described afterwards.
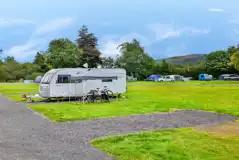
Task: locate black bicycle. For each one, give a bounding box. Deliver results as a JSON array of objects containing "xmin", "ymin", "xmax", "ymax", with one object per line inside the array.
[
  {"xmin": 101, "ymin": 88, "xmax": 114, "ymax": 102},
  {"xmin": 86, "ymin": 87, "xmax": 114, "ymax": 103}
]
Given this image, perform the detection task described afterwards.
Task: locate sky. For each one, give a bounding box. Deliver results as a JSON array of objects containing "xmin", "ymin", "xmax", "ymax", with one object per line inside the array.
[{"xmin": 0, "ymin": 0, "xmax": 239, "ymax": 62}]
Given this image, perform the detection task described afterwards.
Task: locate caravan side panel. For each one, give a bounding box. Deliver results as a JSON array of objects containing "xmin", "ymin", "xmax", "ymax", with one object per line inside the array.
[{"xmin": 100, "ymin": 75, "xmax": 126, "ymax": 94}]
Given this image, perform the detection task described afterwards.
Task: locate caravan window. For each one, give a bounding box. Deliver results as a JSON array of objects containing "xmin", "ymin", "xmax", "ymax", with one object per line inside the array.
[
  {"xmin": 57, "ymin": 75, "xmax": 71, "ymax": 83},
  {"xmin": 41, "ymin": 73, "xmax": 53, "ymax": 84},
  {"xmin": 102, "ymin": 79, "xmax": 113, "ymax": 82}
]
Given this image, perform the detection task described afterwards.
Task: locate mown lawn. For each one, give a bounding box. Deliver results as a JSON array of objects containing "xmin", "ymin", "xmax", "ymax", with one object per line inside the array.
[
  {"xmin": 0, "ymin": 83, "xmax": 38, "ymax": 89},
  {"xmin": 28, "ymin": 83, "xmax": 239, "ymax": 121},
  {"xmin": 92, "ymin": 128, "xmax": 239, "ymax": 160},
  {"xmin": 0, "ymin": 83, "xmax": 39, "ymax": 101},
  {"xmin": 128, "ymin": 80, "xmax": 239, "ymax": 85},
  {"xmin": 1, "ymin": 81, "xmax": 239, "ymax": 121}
]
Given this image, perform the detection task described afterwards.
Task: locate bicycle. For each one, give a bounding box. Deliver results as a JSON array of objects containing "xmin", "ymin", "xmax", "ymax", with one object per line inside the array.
[{"xmin": 85, "ymin": 86, "xmax": 114, "ymax": 103}]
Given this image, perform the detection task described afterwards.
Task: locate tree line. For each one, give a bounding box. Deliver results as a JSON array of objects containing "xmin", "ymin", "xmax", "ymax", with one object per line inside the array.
[{"xmin": 1, "ymin": 25, "xmax": 239, "ymax": 82}]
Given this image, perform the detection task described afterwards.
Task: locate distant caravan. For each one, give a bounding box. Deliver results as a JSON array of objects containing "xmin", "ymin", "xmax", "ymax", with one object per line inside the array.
[{"xmin": 39, "ymin": 68, "xmax": 127, "ymax": 98}]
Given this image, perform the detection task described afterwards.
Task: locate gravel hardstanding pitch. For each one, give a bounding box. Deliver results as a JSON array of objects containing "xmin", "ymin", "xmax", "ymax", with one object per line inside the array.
[{"xmin": 0, "ymin": 95, "xmax": 238, "ymax": 160}]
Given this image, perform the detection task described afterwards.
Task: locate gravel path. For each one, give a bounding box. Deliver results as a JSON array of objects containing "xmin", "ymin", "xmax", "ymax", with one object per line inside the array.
[{"xmin": 0, "ymin": 95, "xmax": 238, "ymax": 160}]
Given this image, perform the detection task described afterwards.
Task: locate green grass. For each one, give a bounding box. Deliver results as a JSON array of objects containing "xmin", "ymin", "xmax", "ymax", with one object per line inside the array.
[
  {"xmin": 28, "ymin": 84, "xmax": 239, "ymax": 121},
  {"xmin": 1, "ymin": 81, "xmax": 239, "ymax": 121},
  {"xmin": 92, "ymin": 128, "xmax": 239, "ymax": 160},
  {"xmin": 0, "ymin": 83, "xmax": 39, "ymax": 101},
  {"xmin": 0, "ymin": 89, "xmax": 38, "ymax": 94},
  {"xmin": 6, "ymin": 95, "xmax": 44, "ymax": 102},
  {"xmin": 0, "ymin": 83, "xmax": 38, "ymax": 89},
  {"xmin": 128, "ymin": 80, "xmax": 239, "ymax": 85}
]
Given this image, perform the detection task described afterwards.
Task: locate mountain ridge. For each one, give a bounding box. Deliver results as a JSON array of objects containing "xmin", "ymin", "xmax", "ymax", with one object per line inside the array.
[{"xmin": 157, "ymin": 54, "xmax": 207, "ymax": 65}]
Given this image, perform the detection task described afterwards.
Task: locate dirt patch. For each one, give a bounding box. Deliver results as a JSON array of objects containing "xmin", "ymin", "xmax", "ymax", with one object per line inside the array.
[{"xmin": 197, "ymin": 122, "xmax": 239, "ymax": 137}]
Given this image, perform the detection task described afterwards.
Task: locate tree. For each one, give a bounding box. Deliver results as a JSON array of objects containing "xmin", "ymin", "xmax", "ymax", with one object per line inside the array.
[
  {"xmin": 0, "ymin": 49, "xmax": 2, "ymax": 63},
  {"xmin": 160, "ymin": 59, "xmax": 171, "ymax": 74},
  {"xmin": 46, "ymin": 38, "xmax": 83, "ymax": 68},
  {"xmin": 205, "ymin": 50, "xmax": 233, "ymax": 77},
  {"xmin": 230, "ymin": 51, "xmax": 239, "ymax": 71},
  {"xmin": 101, "ymin": 57, "xmax": 115, "ymax": 68},
  {"xmin": 118, "ymin": 39, "xmax": 144, "ymax": 53},
  {"xmin": 152, "ymin": 59, "xmax": 173, "ymax": 75},
  {"xmin": 76, "ymin": 25, "xmax": 98, "ymax": 49},
  {"xmin": 116, "ymin": 39, "xmax": 155, "ymax": 80},
  {"xmin": 4, "ymin": 56, "xmax": 15, "ymax": 63},
  {"xmin": 3, "ymin": 56, "xmax": 23, "ymax": 81},
  {"xmin": 184, "ymin": 61, "xmax": 206, "ymax": 79},
  {"xmin": 76, "ymin": 25, "xmax": 101, "ymax": 68},
  {"xmin": 0, "ymin": 64, "xmax": 8, "ymax": 82},
  {"xmin": 33, "ymin": 52, "xmax": 51, "ymax": 73},
  {"xmin": 21, "ymin": 62, "xmax": 39, "ymax": 79},
  {"xmin": 228, "ymin": 44, "xmax": 239, "ymax": 57}
]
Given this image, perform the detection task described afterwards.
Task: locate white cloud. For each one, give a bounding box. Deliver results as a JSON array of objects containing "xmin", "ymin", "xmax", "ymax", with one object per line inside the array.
[
  {"xmin": 208, "ymin": 8, "xmax": 224, "ymax": 12},
  {"xmin": 100, "ymin": 40, "xmax": 121, "ymax": 57},
  {"xmin": 0, "ymin": 18, "xmax": 34, "ymax": 27},
  {"xmin": 190, "ymin": 28, "xmax": 210, "ymax": 34},
  {"xmin": 149, "ymin": 24, "xmax": 210, "ymax": 40},
  {"xmin": 149, "ymin": 24, "xmax": 181, "ymax": 39},
  {"xmin": 4, "ymin": 17, "xmax": 74, "ymax": 61},
  {"xmin": 160, "ymin": 31, "xmax": 181, "ymax": 39},
  {"xmin": 35, "ymin": 17, "xmax": 73, "ymax": 35},
  {"xmin": 99, "ymin": 24, "xmax": 210, "ymax": 58},
  {"xmin": 99, "ymin": 33, "xmax": 151, "ymax": 57},
  {"xmin": 4, "ymin": 41, "xmax": 39, "ymax": 60}
]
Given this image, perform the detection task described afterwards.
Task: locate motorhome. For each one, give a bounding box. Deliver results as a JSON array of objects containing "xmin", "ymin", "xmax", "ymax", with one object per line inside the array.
[{"xmin": 39, "ymin": 68, "xmax": 126, "ymax": 98}]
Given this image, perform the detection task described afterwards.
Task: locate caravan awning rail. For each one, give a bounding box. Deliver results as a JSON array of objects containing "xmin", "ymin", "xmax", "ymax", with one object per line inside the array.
[{"xmin": 70, "ymin": 76, "xmax": 118, "ymax": 81}]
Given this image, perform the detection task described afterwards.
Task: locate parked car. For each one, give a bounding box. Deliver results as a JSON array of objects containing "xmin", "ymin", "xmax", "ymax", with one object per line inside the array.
[
  {"xmin": 146, "ymin": 75, "xmax": 161, "ymax": 81},
  {"xmin": 157, "ymin": 76, "xmax": 174, "ymax": 82},
  {"xmin": 224, "ymin": 74, "xmax": 239, "ymax": 81}
]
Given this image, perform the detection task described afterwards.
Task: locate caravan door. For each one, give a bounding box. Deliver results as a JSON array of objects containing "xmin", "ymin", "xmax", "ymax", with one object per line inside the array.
[
  {"xmin": 74, "ymin": 80, "xmax": 84, "ymax": 97},
  {"xmin": 54, "ymin": 75, "xmax": 75, "ymax": 97}
]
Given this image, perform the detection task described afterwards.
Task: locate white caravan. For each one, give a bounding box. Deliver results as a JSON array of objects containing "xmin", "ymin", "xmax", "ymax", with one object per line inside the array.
[
  {"xmin": 39, "ymin": 68, "xmax": 126, "ymax": 98},
  {"xmin": 168, "ymin": 75, "xmax": 185, "ymax": 81}
]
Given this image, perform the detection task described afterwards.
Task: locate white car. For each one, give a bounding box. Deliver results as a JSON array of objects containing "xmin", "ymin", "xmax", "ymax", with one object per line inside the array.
[{"xmin": 157, "ymin": 76, "xmax": 174, "ymax": 82}]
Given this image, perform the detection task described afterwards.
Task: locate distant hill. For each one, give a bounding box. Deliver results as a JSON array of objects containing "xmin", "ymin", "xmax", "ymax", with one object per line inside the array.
[{"xmin": 157, "ymin": 54, "xmax": 207, "ymax": 65}]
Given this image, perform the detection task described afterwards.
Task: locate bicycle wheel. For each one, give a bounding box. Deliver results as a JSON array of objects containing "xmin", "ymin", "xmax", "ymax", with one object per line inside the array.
[
  {"xmin": 86, "ymin": 90, "xmax": 95, "ymax": 103},
  {"xmin": 106, "ymin": 90, "xmax": 114, "ymax": 100}
]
